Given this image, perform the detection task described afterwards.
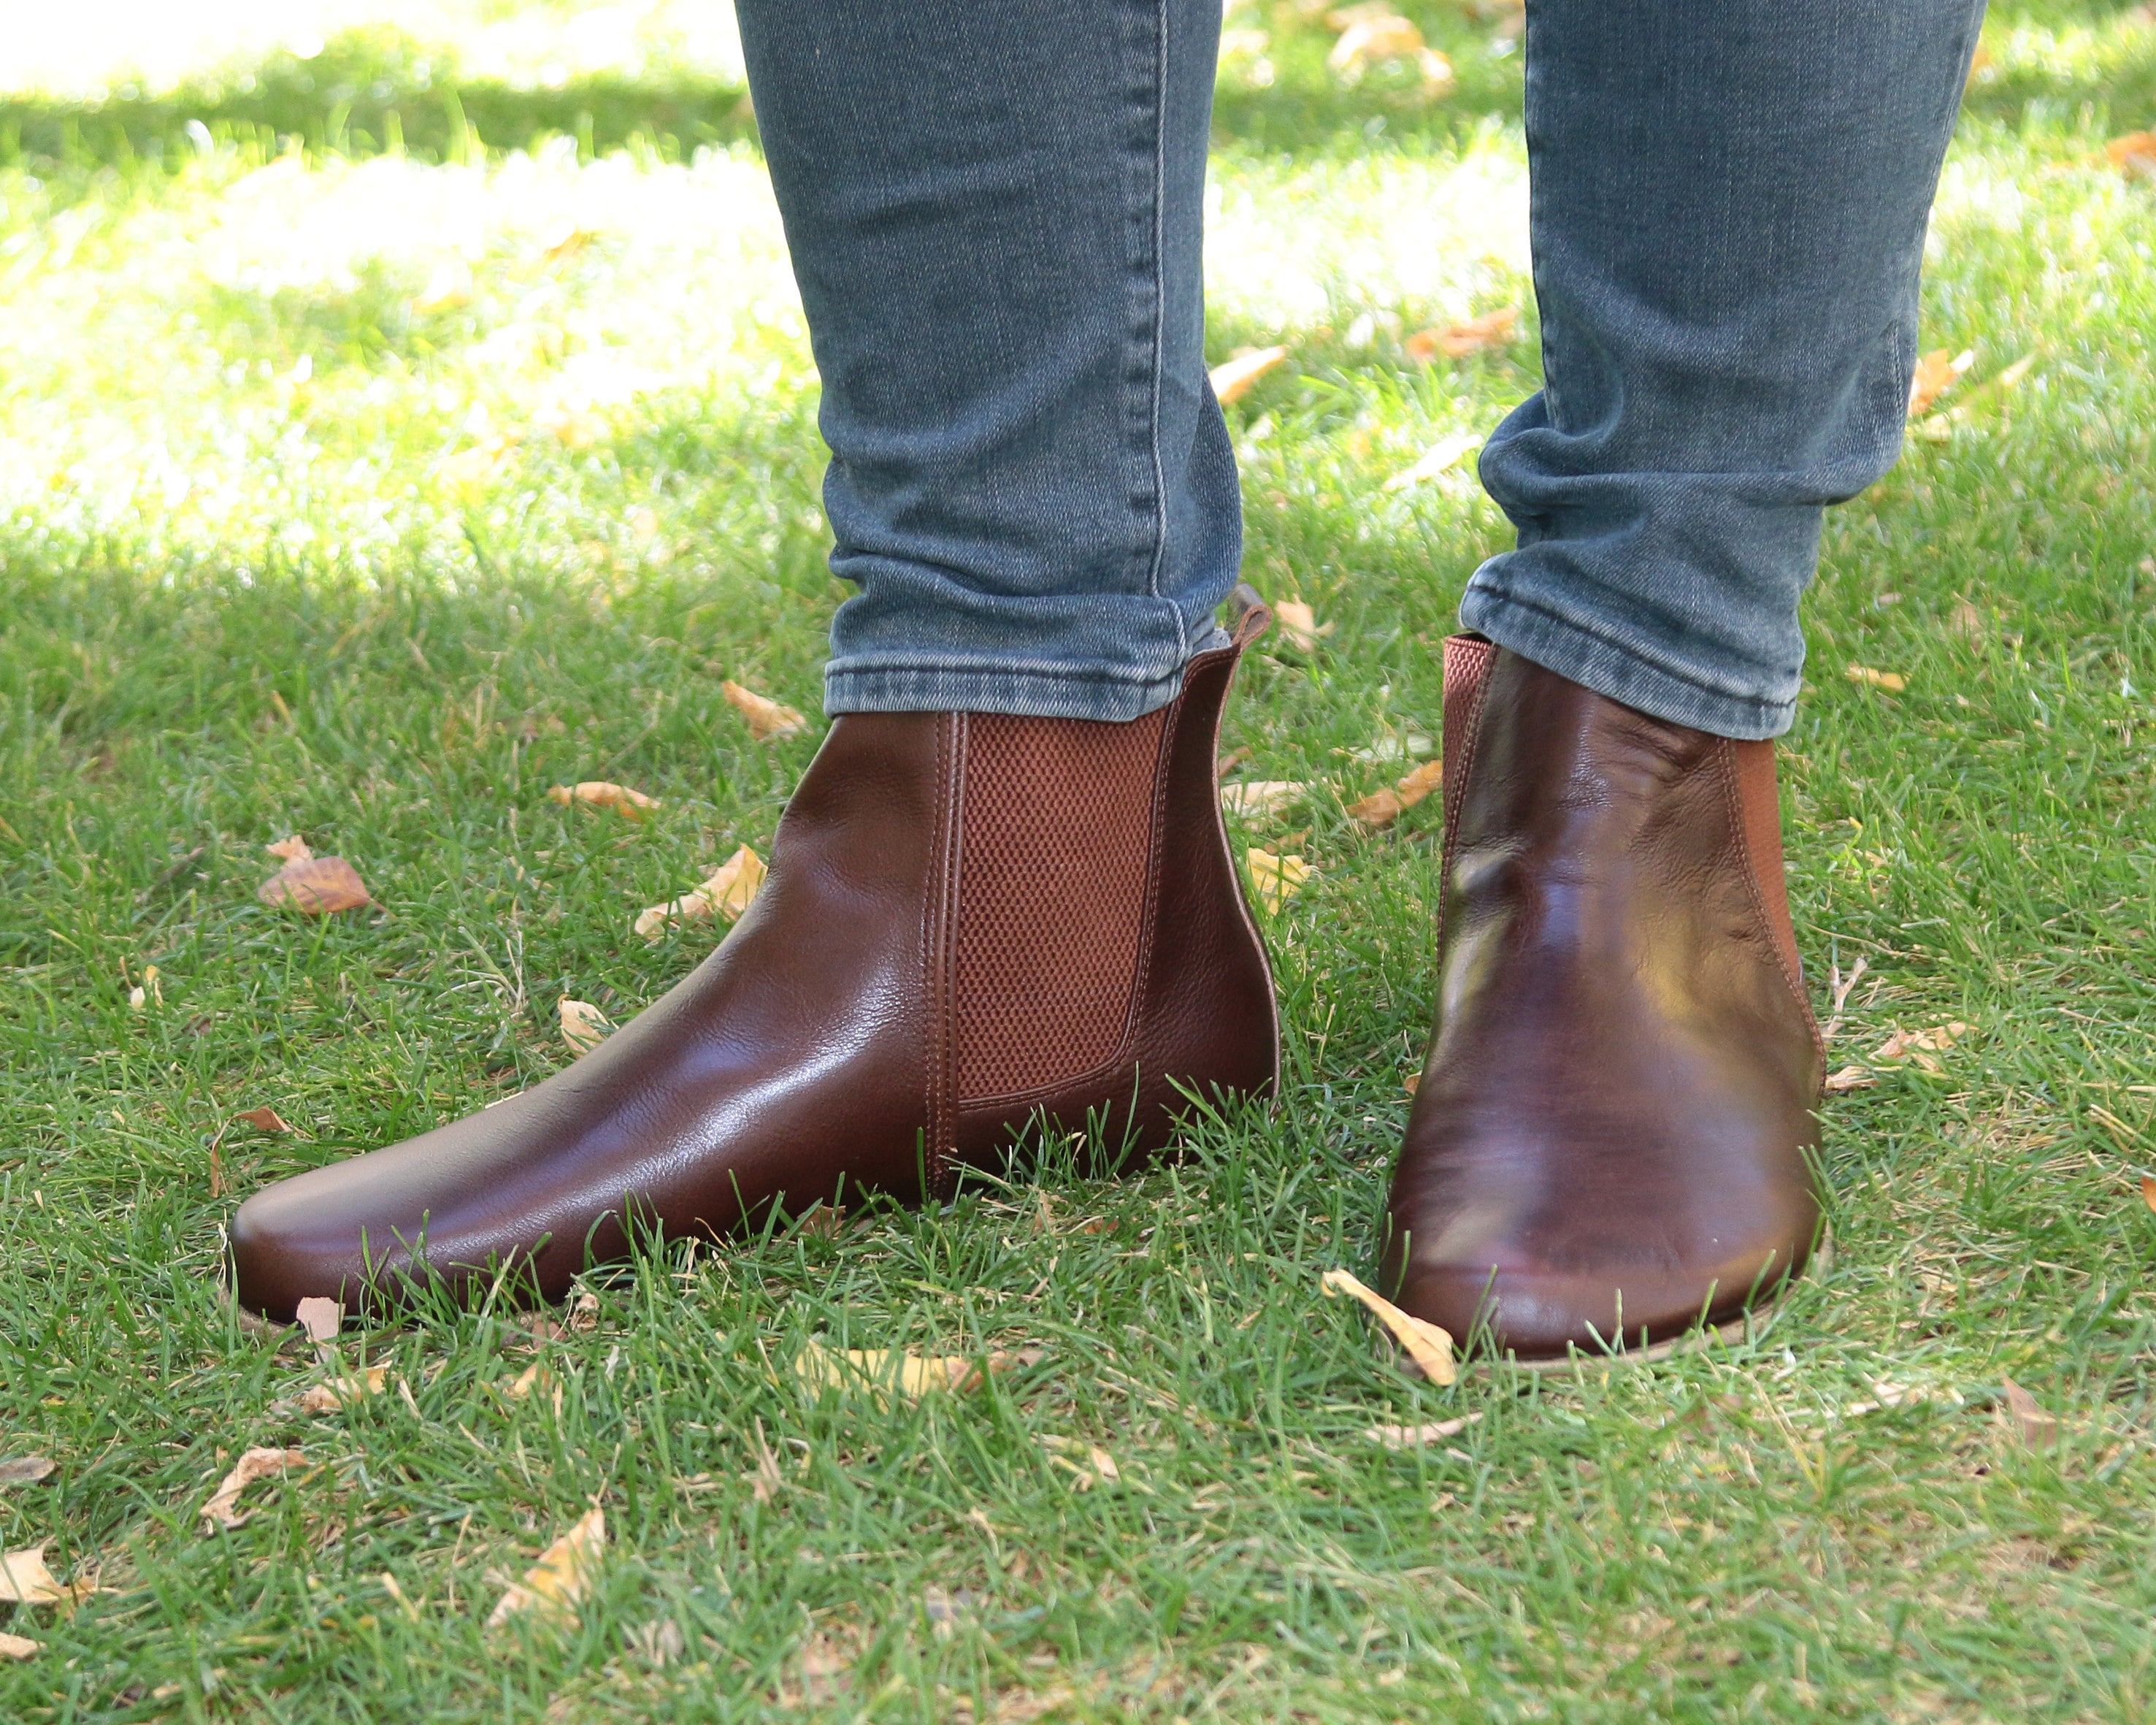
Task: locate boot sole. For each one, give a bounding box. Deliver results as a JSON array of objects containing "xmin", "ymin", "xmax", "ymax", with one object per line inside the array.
[{"xmin": 1476, "ymin": 1236, "xmax": 1835, "ymax": 1374}]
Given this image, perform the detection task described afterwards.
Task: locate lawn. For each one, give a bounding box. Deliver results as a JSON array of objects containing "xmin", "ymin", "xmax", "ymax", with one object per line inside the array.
[{"xmin": 5, "ymin": 2, "xmax": 2156, "ymax": 1719}]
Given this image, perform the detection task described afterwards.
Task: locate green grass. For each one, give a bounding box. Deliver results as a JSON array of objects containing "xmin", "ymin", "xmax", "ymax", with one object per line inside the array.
[{"xmin": 7, "ymin": 2, "xmax": 2156, "ymax": 1718}]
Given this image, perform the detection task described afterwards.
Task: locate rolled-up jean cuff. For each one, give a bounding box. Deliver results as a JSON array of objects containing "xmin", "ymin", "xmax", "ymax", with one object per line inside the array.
[
  {"xmin": 1459, "ymin": 586, "xmax": 1797, "ymax": 741},
  {"xmin": 825, "ymin": 659, "xmax": 1186, "ymax": 722}
]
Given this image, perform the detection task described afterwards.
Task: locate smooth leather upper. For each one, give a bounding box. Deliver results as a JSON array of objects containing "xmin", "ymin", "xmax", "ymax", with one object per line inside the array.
[
  {"xmin": 1383, "ymin": 642, "xmax": 1825, "ymax": 1360},
  {"xmin": 229, "ymin": 636, "xmax": 1277, "ymax": 1320}
]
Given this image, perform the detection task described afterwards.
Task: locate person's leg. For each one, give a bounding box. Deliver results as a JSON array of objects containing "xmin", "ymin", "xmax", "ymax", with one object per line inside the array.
[
  {"xmin": 738, "ymin": 0, "xmax": 1240, "ymax": 722},
  {"xmin": 1387, "ymin": 0, "xmax": 1988, "ymax": 1361},
  {"xmin": 228, "ymin": 1, "xmax": 1278, "ymax": 1319}
]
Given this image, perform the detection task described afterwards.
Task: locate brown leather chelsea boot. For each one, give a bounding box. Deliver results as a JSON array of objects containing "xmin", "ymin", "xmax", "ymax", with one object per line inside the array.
[
  {"xmin": 230, "ymin": 604, "xmax": 1279, "ymax": 1320},
  {"xmin": 1382, "ymin": 637, "xmax": 1825, "ymax": 1363}
]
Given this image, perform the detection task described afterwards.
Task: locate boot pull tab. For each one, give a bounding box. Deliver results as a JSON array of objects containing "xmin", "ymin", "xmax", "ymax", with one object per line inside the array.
[{"xmin": 1225, "ymin": 583, "xmax": 1272, "ymax": 650}]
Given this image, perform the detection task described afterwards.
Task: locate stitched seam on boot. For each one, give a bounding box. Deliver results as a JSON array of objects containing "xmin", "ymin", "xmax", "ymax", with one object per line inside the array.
[
  {"xmin": 955, "ymin": 698, "xmax": 1174, "ymax": 1112},
  {"xmin": 922, "ymin": 714, "xmax": 967, "ymax": 1193},
  {"xmin": 1714, "ymin": 737, "xmax": 1826, "ymax": 1069}
]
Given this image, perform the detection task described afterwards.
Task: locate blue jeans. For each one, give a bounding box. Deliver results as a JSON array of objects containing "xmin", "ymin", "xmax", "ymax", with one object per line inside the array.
[{"xmin": 736, "ymin": 1, "xmax": 1986, "ymax": 740}]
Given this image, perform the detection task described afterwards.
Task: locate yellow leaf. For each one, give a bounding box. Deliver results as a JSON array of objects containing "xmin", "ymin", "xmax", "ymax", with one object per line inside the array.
[
  {"xmin": 1384, "ymin": 432, "xmax": 1482, "ymax": 490},
  {"xmin": 0, "ymin": 1632, "xmax": 37, "ymax": 1659},
  {"xmin": 1320, "ymin": 1267, "xmax": 1458, "ymax": 1385},
  {"xmin": 301, "ymin": 1367, "xmax": 389, "ymax": 1414},
  {"xmin": 791, "ymin": 1340, "xmax": 1043, "ymax": 1404},
  {"xmin": 559, "ymin": 998, "xmax": 612, "ymax": 1055},
  {"xmin": 1406, "ymin": 307, "xmax": 1519, "ymax": 363},
  {"xmin": 1822, "ymin": 1065, "xmax": 1877, "ymax": 1093},
  {"xmin": 721, "ymin": 680, "xmax": 809, "ymax": 742},
  {"xmin": 488, "ymin": 1505, "xmax": 605, "ymax": 1628},
  {"xmin": 0, "ymin": 1545, "xmax": 98, "ymax": 1607},
  {"xmin": 1246, "ymin": 847, "xmax": 1311, "ymax": 912},
  {"xmin": 1219, "ymin": 780, "xmax": 1307, "ymax": 819},
  {"xmin": 1349, "ymin": 758, "xmax": 1444, "ymax": 828},
  {"xmin": 1871, "ymin": 1022, "xmax": 1968, "ymax": 1066},
  {"xmin": 1845, "ymin": 665, "xmax": 1906, "ymax": 694},
  {"xmin": 1908, "ymin": 348, "xmax": 1973, "ymax": 415},
  {"xmin": 1272, "ymin": 597, "xmax": 1332, "ymax": 652},
  {"xmin": 634, "ymin": 844, "xmax": 768, "ymax": 943},
  {"xmin": 548, "ymin": 781, "xmax": 660, "ymax": 819},
  {"xmin": 199, "ymin": 1447, "xmax": 304, "ymax": 1530},
  {"xmin": 1208, "ymin": 345, "xmax": 1289, "ymax": 405},
  {"xmin": 258, "ymin": 855, "xmax": 372, "ymax": 914},
  {"xmin": 128, "ymin": 965, "xmax": 161, "ymax": 1012},
  {"xmin": 1366, "ymin": 1412, "xmax": 1481, "ymax": 1449}
]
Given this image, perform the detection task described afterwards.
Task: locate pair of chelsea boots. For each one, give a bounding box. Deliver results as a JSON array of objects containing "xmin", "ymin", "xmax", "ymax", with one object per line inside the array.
[{"xmin": 231, "ymin": 594, "xmax": 1825, "ymax": 1363}]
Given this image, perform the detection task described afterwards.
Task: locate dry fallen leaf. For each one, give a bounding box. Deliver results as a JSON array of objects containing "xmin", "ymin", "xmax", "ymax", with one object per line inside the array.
[
  {"xmin": 1246, "ymin": 847, "xmax": 1312, "ymax": 913},
  {"xmin": 1209, "ymin": 344, "xmax": 1289, "ymax": 405},
  {"xmin": 721, "ymin": 680, "xmax": 809, "ymax": 741},
  {"xmin": 294, "ymin": 1298, "xmax": 342, "ymax": 1345},
  {"xmin": 2000, "ymin": 1378, "xmax": 2060, "ymax": 1448},
  {"xmin": 440, "ymin": 434, "xmax": 521, "ymax": 494},
  {"xmin": 258, "ymin": 854, "xmax": 372, "ymax": 914},
  {"xmin": 1870, "ymin": 1022, "xmax": 1968, "ymax": 1076},
  {"xmin": 1845, "ymin": 664, "xmax": 1907, "ymax": 694},
  {"xmin": 265, "ymin": 835, "xmax": 313, "ymax": 862},
  {"xmin": 1823, "ymin": 1066, "xmax": 1878, "ymax": 1094},
  {"xmin": 1321, "ymin": 1268, "xmax": 1458, "ymax": 1385},
  {"xmin": 488, "ymin": 1505, "xmax": 606, "ymax": 1628},
  {"xmin": 1908, "ymin": 348, "xmax": 1973, "ymax": 415},
  {"xmin": 1220, "ymin": 780, "xmax": 1307, "ymax": 819},
  {"xmin": 234, "ymin": 1106, "xmax": 292, "ymax": 1135},
  {"xmin": 559, "ymin": 998, "xmax": 612, "ymax": 1056},
  {"xmin": 791, "ymin": 1341, "xmax": 1043, "ymax": 1404},
  {"xmin": 0, "ymin": 1457, "xmax": 55, "ymax": 1488},
  {"xmin": 1367, "ymin": 1412, "xmax": 1482, "ymax": 1449},
  {"xmin": 1272, "ymin": 598, "xmax": 1333, "ymax": 652},
  {"xmin": 128, "ymin": 965, "xmax": 161, "ymax": 1012},
  {"xmin": 199, "ymin": 1446, "xmax": 305, "ymax": 1530},
  {"xmin": 1348, "ymin": 758, "xmax": 1444, "ymax": 828},
  {"xmin": 0, "ymin": 1632, "xmax": 36, "ymax": 1659},
  {"xmin": 2109, "ymin": 130, "xmax": 2156, "ymax": 180},
  {"xmin": 0, "ymin": 1545, "xmax": 99, "ymax": 1606},
  {"xmin": 748, "ymin": 1419, "xmax": 786, "ymax": 1503},
  {"xmin": 1384, "ymin": 431, "xmax": 1482, "ymax": 491},
  {"xmin": 301, "ymin": 1367, "xmax": 389, "ymax": 1414},
  {"xmin": 634, "ymin": 844, "xmax": 767, "ymax": 942},
  {"xmin": 1405, "ymin": 306, "xmax": 1520, "ymax": 363},
  {"xmin": 548, "ymin": 781, "xmax": 660, "ymax": 820},
  {"xmin": 1327, "ymin": 14, "xmax": 1454, "ymax": 88},
  {"xmin": 2143, "ymin": 1172, "xmax": 2156, "ymax": 1214}
]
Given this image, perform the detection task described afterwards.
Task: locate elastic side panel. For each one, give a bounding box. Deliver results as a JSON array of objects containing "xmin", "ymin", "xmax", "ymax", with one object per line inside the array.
[
  {"xmin": 1730, "ymin": 738, "xmax": 1805, "ymax": 987},
  {"xmin": 953, "ymin": 708, "xmax": 1168, "ymax": 1102},
  {"xmin": 1440, "ymin": 635, "xmax": 1498, "ymax": 835}
]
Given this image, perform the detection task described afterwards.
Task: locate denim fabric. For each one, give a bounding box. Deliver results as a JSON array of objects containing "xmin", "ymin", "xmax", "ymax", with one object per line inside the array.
[
  {"xmin": 737, "ymin": 0, "xmax": 1983, "ymax": 736},
  {"xmin": 1462, "ymin": 0, "xmax": 1987, "ymax": 738},
  {"xmin": 735, "ymin": 0, "xmax": 1236, "ymax": 722}
]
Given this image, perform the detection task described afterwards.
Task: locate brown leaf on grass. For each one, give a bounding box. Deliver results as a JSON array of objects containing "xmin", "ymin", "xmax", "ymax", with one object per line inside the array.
[
  {"xmin": 1405, "ymin": 306, "xmax": 1520, "ymax": 362},
  {"xmin": 0, "ymin": 1632, "xmax": 36, "ymax": 1659},
  {"xmin": 0, "ymin": 1545, "xmax": 99, "ymax": 1605},
  {"xmin": 1845, "ymin": 664, "xmax": 1907, "ymax": 694},
  {"xmin": 634, "ymin": 844, "xmax": 767, "ymax": 942},
  {"xmin": 1348, "ymin": 758, "xmax": 1444, "ymax": 828},
  {"xmin": 265, "ymin": 835, "xmax": 314, "ymax": 862},
  {"xmin": 748, "ymin": 1418, "xmax": 786, "ymax": 1503},
  {"xmin": 234, "ymin": 1106, "xmax": 292, "ymax": 1134},
  {"xmin": 1823, "ymin": 1066, "xmax": 1878, "ymax": 1093},
  {"xmin": 1869, "ymin": 1022, "xmax": 1968, "ymax": 1076},
  {"xmin": 1209, "ymin": 345, "xmax": 1289, "ymax": 405},
  {"xmin": 792, "ymin": 1341, "xmax": 1043, "ymax": 1404},
  {"xmin": 547, "ymin": 781, "xmax": 660, "ymax": 820},
  {"xmin": 0, "ymin": 1457, "xmax": 55, "ymax": 1488},
  {"xmin": 721, "ymin": 680, "xmax": 809, "ymax": 741},
  {"xmin": 1946, "ymin": 597, "xmax": 1987, "ymax": 642},
  {"xmin": 1220, "ymin": 780, "xmax": 1308, "ymax": 819},
  {"xmin": 1908, "ymin": 348, "xmax": 1973, "ymax": 415},
  {"xmin": 488, "ymin": 1505, "xmax": 605, "ymax": 1628},
  {"xmin": 199, "ymin": 1446, "xmax": 305, "ymax": 1529},
  {"xmin": 559, "ymin": 998, "xmax": 612, "ymax": 1055},
  {"xmin": 258, "ymin": 854, "xmax": 371, "ymax": 914},
  {"xmin": 2108, "ymin": 130, "xmax": 2156, "ymax": 180},
  {"xmin": 2142, "ymin": 1172, "xmax": 2156, "ymax": 1213},
  {"xmin": 301, "ymin": 1367, "xmax": 389, "ymax": 1415},
  {"xmin": 1367, "ymin": 1412, "xmax": 1482, "ymax": 1449},
  {"xmin": 1271, "ymin": 597, "xmax": 1333, "ymax": 652},
  {"xmin": 2000, "ymin": 1378, "xmax": 2060, "ymax": 1448},
  {"xmin": 1246, "ymin": 847, "xmax": 1311, "ymax": 913},
  {"xmin": 294, "ymin": 1298, "xmax": 342, "ymax": 1345},
  {"xmin": 1327, "ymin": 15, "xmax": 1454, "ymax": 89},
  {"xmin": 1321, "ymin": 1268, "xmax": 1457, "ymax": 1384}
]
